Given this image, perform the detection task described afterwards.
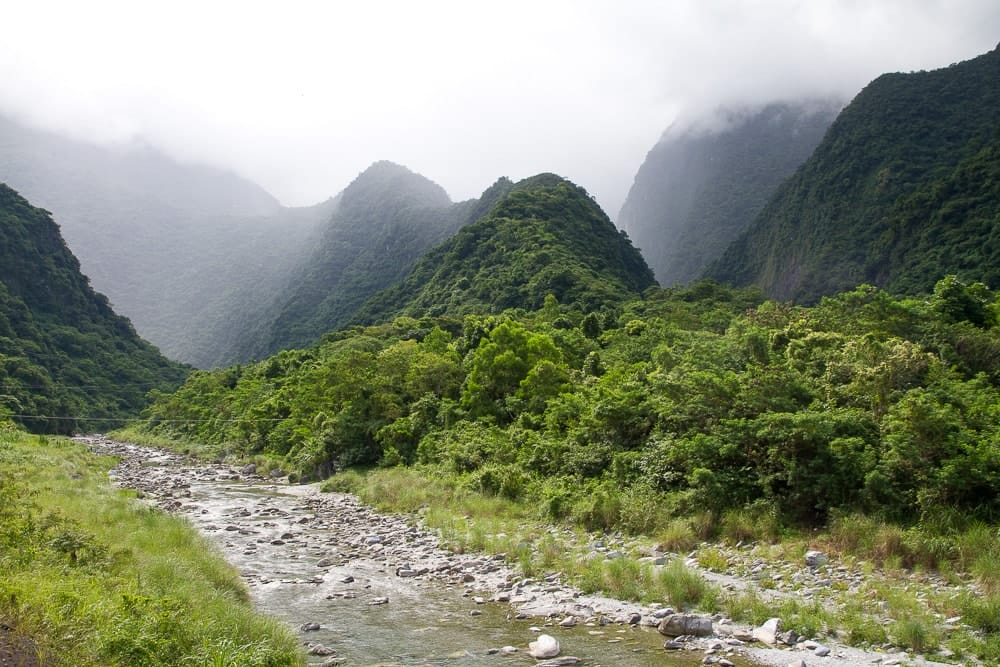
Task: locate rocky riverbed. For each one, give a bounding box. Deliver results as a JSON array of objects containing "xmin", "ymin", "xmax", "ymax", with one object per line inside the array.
[{"xmin": 79, "ymin": 437, "xmax": 973, "ymax": 667}]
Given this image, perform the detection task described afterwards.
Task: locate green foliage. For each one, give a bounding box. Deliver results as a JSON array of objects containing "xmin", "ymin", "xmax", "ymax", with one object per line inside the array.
[
  {"xmin": 708, "ymin": 46, "xmax": 1000, "ymax": 302},
  {"xmin": 0, "ymin": 185, "xmax": 188, "ymax": 433},
  {"xmin": 351, "ymin": 175, "xmax": 656, "ymax": 324},
  {"xmin": 0, "ymin": 430, "xmax": 302, "ymax": 666},
  {"xmin": 142, "ymin": 277, "xmax": 1000, "ymax": 538}
]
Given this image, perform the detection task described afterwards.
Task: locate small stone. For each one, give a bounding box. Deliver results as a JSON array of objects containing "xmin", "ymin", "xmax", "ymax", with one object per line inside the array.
[
  {"xmin": 368, "ymin": 596, "xmax": 389, "ymax": 605},
  {"xmin": 558, "ymin": 616, "xmax": 577, "ymax": 627},
  {"xmin": 300, "ymin": 622, "xmax": 321, "ymax": 631},
  {"xmin": 814, "ymin": 645, "xmax": 830, "ymax": 657},
  {"xmin": 664, "ymin": 640, "xmax": 684, "ymax": 650}
]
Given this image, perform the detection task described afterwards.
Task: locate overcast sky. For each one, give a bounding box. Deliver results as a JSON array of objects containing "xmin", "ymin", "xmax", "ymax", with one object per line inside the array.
[{"xmin": 1, "ymin": 1, "xmax": 998, "ymax": 218}]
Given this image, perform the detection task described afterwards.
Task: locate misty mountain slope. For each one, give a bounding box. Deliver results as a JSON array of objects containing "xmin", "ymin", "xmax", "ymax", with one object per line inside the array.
[
  {"xmin": 352, "ymin": 173, "xmax": 656, "ymax": 324},
  {"xmin": 618, "ymin": 101, "xmax": 840, "ymax": 285},
  {"xmin": 0, "ymin": 183, "xmax": 187, "ymax": 433},
  {"xmin": 0, "ymin": 115, "xmax": 328, "ymax": 366},
  {"xmin": 706, "ymin": 45, "xmax": 1000, "ymax": 302},
  {"xmin": 231, "ymin": 162, "xmax": 479, "ymax": 359}
]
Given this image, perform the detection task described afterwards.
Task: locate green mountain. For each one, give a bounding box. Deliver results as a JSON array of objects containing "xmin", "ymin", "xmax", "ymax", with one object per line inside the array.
[
  {"xmin": 707, "ymin": 46, "xmax": 1000, "ymax": 301},
  {"xmin": 618, "ymin": 101, "xmax": 839, "ymax": 285},
  {"xmin": 353, "ymin": 173, "xmax": 656, "ymax": 323},
  {"xmin": 230, "ymin": 161, "xmax": 477, "ymax": 359},
  {"xmin": 0, "ymin": 114, "xmax": 329, "ymax": 367},
  {"xmin": 0, "ymin": 184, "xmax": 187, "ymax": 433}
]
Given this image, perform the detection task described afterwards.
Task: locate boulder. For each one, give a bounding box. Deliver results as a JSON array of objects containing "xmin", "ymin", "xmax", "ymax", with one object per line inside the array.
[
  {"xmin": 657, "ymin": 613, "xmax": 713, "ymax": 637},
  {"xmin": 753, "ymin": 617, "xmax": 782, "ymax": 645},
  {"xmin": 804, "ymin": 550, "xmax": 827, "ymax": 567},
  {"xmin": 528, "ymin": 634, "xmax": 561, "ymax": 659}
]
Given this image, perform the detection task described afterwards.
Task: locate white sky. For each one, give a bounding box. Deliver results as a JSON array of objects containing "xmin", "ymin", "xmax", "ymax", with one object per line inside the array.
[{"xmin": 1, "ymin": 0, "xmax": 998, "ymax": 218}]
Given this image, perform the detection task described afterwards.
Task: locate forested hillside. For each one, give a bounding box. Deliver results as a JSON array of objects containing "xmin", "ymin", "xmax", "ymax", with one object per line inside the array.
[
  {"xmin": 0, "ymin": 115, "xmax": 329, "ymax": 367},
  {"xmin": 353, "ymin": 174, "xmax": 656, "ymax": 323},
  {"xmin": 707, "ymin": 45, "xmax": 1000, "ymax": 301},
  {"xmin": 618, "ymin": 101, "xmax": 839, "ymax": 285},
  {"xmin": 0, "ymin": 184, "xmax": 187, "ymax": 433},
  {"xmin": 231, "ymin": 162, "xmax": 474, "ymax": 360},
  {"xmin": 139, "ymin": 276, "xmax": 1000, "ymax": 528}
]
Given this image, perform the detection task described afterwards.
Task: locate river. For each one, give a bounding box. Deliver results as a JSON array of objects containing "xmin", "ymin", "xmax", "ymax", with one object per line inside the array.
[{"xmin": 84, "ymin": 438, "xmax": 750, "ymax": 667}]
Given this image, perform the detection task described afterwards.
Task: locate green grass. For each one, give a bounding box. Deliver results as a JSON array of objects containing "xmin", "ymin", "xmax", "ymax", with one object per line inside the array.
[
  {"xmin": 0, "ymin": 428, "xmax": 303, "ymax": 666},
  {"xmin": 320, "ymin": 464, "xmax": 1000, "ymax": 662}
]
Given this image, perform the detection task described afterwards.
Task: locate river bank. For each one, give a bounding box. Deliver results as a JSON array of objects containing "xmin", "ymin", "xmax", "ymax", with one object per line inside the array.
[{"xmin": 82, "ymin": 437, "xmax": 976, "ymax": 667}]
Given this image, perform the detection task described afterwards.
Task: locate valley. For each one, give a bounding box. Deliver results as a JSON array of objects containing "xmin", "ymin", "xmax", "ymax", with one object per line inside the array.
[{"xmin": 1, "ymin": 31, "xmax": 999, "ymax": 667}]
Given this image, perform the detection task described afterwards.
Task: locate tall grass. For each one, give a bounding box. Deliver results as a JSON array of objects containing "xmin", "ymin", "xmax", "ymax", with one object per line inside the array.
[{"xmin": 0, "ymin": 431, "xmax": 302, "ymax": 666}]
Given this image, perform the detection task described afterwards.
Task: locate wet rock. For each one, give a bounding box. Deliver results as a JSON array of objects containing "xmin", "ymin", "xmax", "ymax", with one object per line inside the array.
[
  {"xmin": 368, "ymin": 596, "xmax": 389, "ymax": 605},
  {"xmin": 241, "ymin": 463, "xmax": 257, "ymax": 475},
  {"xmin": 528, "ymin": 634, "xmax": 560, "ymax": 659},
  {"xmin": 536, "ymin": 658, "xmax": 580, "ymax": 667},
  {"xmin": 300, "ymin": 622, "xmax": 321, "ymax": 631},
  {"xmin": 657, "ymin": 614, "xmax": 713, "ymax": 637},
  {"xmin": 663, "ymin": 640, "xmax": 685, "ymax": 650},
  {"xmin": 307, "ymin": 643, "xmax": 337, "ymax": 656}
]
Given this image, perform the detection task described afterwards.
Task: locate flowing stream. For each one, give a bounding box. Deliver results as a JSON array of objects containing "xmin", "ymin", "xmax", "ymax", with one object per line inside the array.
[{"xmin": 88, "ymin": 439, "xmax": 745, "ymax": 667}]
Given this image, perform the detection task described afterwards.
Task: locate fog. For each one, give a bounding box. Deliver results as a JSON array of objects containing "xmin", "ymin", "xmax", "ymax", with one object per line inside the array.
[{"xmin": 1, "ymin": 0, "xmax": 997, "ymax": 218}]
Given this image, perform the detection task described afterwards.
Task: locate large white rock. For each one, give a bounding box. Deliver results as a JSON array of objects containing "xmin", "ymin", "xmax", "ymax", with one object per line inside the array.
[
  {"xmin": 528, "ymin": 634, "xmax": 561, "ymax": 659},
  {"xmin": 753, "ymin": 617, "xmax": 782, "ymax": 645}
]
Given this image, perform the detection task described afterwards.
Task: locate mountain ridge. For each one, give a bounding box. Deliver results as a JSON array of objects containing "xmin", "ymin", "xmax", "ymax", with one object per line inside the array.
[{"xmin": 706, "ymin": 46, "xmax": 1000, "ymax": 301}]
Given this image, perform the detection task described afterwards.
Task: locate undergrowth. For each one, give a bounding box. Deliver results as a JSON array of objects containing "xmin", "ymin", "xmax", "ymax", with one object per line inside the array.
[{"xmin": 0, "ymin": 429, "xmax": 302, "ymax": 666}]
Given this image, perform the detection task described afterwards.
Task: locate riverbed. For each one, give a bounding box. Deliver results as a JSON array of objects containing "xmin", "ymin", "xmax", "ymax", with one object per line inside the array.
[{"xmin": 82, "ymin": 438, "xmax": 735, "ymax": 667}]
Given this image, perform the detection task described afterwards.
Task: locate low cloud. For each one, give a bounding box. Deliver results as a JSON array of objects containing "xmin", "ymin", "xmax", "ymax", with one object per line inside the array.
[{"xmin": 0, "ymin": 0, "xmax": 997, "ymax": 218}]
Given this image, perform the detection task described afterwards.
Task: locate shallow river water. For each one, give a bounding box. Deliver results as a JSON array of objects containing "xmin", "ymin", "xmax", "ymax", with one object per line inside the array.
[{"xmin": 92, "ymin": 440, "xmax": 749, "ymax": 667}]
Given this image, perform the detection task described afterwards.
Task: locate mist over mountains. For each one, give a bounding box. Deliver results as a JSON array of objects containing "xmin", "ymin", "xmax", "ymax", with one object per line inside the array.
[
  {"xmin": 1, "ymin": 43, "xmax": 999, "ymax": 375},
  {"xmin": 618, "ymin": 100, "xmax": 841, "ymax": 285},
  {"xmin": 707, "ymin": 45, "xmax": 1000, "ymax": 301},
  {"xmin": 0, "ymin": 115, "xmax": 330, "ymax": 367}
]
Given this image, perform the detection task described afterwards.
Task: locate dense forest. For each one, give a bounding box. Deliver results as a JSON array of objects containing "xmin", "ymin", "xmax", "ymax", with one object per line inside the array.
[
  {"xmin": 618, "ymin": 101, "xmax": 839, "ymax": 285},
  {"xmin": 0, "ymin": 185, "xmax": 187, "ymax": 433},
  {"xmin": 352, "ymin": 174, "xmax": 655, "ymax": 323},
  {"xmin": 139, "ymin": 275, "xmax": 1000, "ymax": 529},
  {"xmin": 708, "ymin": 45, "xmax": 1000, "ymax": 302}
]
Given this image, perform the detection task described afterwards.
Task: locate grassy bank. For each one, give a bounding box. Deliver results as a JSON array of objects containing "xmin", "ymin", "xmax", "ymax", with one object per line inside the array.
[
  {"xmin": 322, "ymin": 464, "xmax": 1000, "ymax": 664},
  {"xmin": 0, "ymin": 426, "xmax": 303, "ymax": 667}
]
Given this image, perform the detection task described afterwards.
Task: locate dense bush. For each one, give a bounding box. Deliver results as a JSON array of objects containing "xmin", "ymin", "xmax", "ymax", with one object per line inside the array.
[{"xmin": 139, "ymin": 277, "xmax": 1000, "ymax": 531}]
